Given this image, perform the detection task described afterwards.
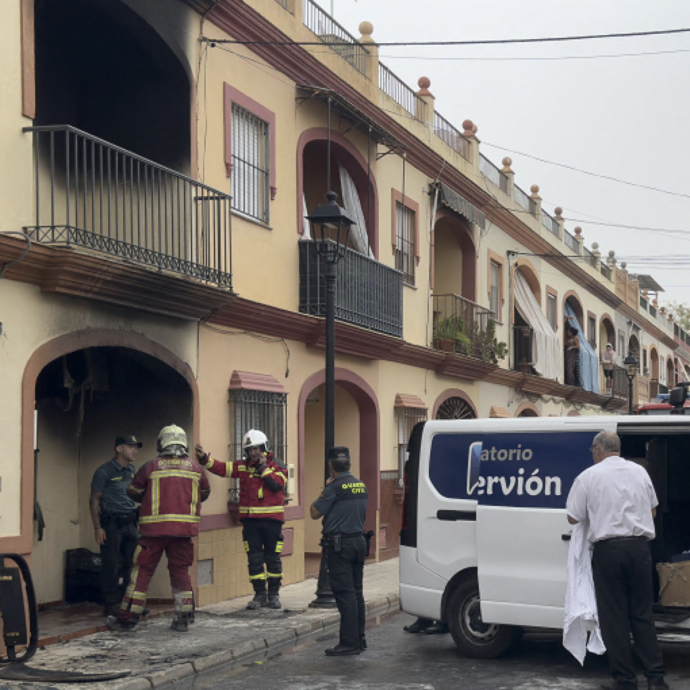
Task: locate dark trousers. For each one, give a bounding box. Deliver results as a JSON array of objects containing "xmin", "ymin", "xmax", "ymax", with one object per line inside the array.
[
  {"xmin": 242, "ymin": 519, "xmax": 283, "ymax": 592},
  {"xmin": 592, "ymin": 537, "xmax": 665, "ymax": 688},
  {"xmin": 328, "ymin": 535, "xmax": 366, "ymax": 649},
  {"xmin": 100, "ymin": 517, "xmax": 138, "ymax": 606}
]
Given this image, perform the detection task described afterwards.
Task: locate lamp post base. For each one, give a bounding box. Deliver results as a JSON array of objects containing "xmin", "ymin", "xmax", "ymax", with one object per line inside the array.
[{"xmin": 309, "ymin": 545, "xmax": 337, "ymax": 608}]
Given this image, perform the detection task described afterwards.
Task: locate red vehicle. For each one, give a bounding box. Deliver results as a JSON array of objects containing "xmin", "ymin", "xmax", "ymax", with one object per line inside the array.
[{"xmin": 637, "ymin": 387, "xmax": 690, "ymax": 415}]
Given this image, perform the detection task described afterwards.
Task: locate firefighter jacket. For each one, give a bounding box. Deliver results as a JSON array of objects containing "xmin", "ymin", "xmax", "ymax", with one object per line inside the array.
[
  {"xmin": 128, "ymin": 455, "xmax": 211, "ymax": 537},
  {"xmin": 201, "ymin": 452, "xmax": 286, "ymax": 522}
]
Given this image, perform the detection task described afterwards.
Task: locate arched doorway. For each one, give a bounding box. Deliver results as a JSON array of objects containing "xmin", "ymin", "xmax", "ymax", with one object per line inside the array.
[
  {"xmin": 35, "ymin": 0, "xmax": 192, "ymax": 173},
  {"xmin": 599, "ymin": 315, "xmax": 616, "ymax": 353},
  {"xmin": 512, "ymin": 261, "xmax": 544, "ymax": 376},
  {"xmin": 515, "ymin": 402, "xmax": 540, "ymax": 418},
  {"xmin": 299, "ymin": 129, "xmax": 378, "ymax": 257},
  {"xmin": 628, "ymin": 334, "xmax": 641, "ymax": 360},
  {"xmin": 432, "ymin": 390, "xmax": 477, "ymax": 420},
  {"xmin": 666, "ymin": 357, "xmax": 676, "ymax": 390},
  {"xmin": 431, "ymin": 208, "xmax": 477, "ymax": 302},
  {"xmin": 26, "ymin": 334, "xmax": 196, "ymax": 607},
  {"xmin": 298, "ymin": 368, "xmax": 379, "ymax": 573},
  {"xmin": 650, "ymin": 347, "xmax": 660, "ymax": 396}
]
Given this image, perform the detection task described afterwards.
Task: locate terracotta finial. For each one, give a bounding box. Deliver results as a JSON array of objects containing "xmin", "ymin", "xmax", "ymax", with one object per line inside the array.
[
  {"xmin": 358, "ymin": 21, "xmax": 374, "ymax": 39},
  {"xmin": 554, "ymin": 207, "xmax": 564, "ymax": 221},
  {"xmin": 653, "ymin": 298, "xmax": 659, "ymax": 307},
  {"xmin": 530, "ymin": 184, "xmax": 541, "ymax": 199},
  {"xmin": 660, "ymin": 306, "xmax": 667, "ymax": 314},
  {"xmin": 501, "ymin": 156, "xmax": 513, "ymax": 173},
  {"xmin": 592, "ymin": 242, "xmax": 599, "ymax": 250},
  {"xmin": 416, "ymin": 76, "xmax": 433, "ymax": 98},
  {"xmin": 462, "ymin": 119, "xmax": 475, "ymax": 137},
  {"xmin": 574, "ymin": 226, "xmax": 583, "ymax": 238},
  {"xmin": 643, "ymin": 289, "xmax": 649, "ymax": 298}
]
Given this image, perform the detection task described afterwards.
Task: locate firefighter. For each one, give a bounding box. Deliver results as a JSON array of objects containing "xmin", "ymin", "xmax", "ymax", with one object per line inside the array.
[
  {"xmin": 195, "ymin": 429, "xmax": 286, "ymax": 610},
  {"xmin": 108, "ymin": 424, "xmax": 210, "ymax": 633}
]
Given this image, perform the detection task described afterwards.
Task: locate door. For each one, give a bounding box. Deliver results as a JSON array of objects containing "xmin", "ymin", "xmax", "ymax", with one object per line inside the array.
[{"xmin": 476, "ymin": 420, "xmax": 617, "ymax": 629}]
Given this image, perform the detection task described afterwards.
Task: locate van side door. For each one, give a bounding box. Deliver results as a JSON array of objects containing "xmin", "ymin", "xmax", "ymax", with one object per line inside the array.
[{"xmin": 476, "ymin": 422, "xmax": 616, "ymax": 630}]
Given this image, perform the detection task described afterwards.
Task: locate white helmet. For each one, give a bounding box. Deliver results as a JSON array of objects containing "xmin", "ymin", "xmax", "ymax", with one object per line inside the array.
[
  {"xmin": 157, "ymin": 424, "xmax": 188, "ymax": 455},
  {"xmin": 242, "ymin": 429, "xmax": 269, "ymax": 452}
]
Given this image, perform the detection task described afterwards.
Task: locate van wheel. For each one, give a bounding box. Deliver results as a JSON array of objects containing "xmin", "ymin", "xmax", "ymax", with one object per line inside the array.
[{"xmin": 447, "ymin": 579, "xmax": 521, "ymax": 659}]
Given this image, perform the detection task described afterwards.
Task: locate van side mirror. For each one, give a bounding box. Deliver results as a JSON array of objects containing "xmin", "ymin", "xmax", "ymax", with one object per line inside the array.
[{"xmin": 669, "ymin": 385, "xmax": 688, "ymax": 414}]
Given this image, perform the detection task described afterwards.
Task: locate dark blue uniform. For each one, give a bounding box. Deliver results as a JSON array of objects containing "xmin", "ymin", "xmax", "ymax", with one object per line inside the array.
[
  {"xmin": 91, "ymin": 459, "xmax": 138, "ymax": 608},
  {"xmin": 313, "ymin": 471, "xmax": 368, "ymax": 650}
]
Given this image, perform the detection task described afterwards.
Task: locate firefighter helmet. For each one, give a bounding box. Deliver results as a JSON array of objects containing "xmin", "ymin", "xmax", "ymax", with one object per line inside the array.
[
  {"xmin": 157, "ymin": 424, "xmax": 188, "ymax": 455},
  {"xmin": 242, "ymin": 429, "xmax": 269, "ymax": 452}
]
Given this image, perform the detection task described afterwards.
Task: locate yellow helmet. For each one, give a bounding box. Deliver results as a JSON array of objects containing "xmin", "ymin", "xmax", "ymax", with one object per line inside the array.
[{"xmin": 157, "ymin": 424, "xmax": 188, "ymax": 454}]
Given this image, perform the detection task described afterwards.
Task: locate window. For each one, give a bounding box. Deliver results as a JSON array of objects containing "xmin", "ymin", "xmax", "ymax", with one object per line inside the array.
[
  {"xmin": 643, "ymin": 348, "xmax": 648, "ymax": 375},
  {"xmin": 231, "ymin": 103, "xmax": 270, "ymax": 222},
  {"xmin": 618, "ymin": 331, "xmax": 626, "ymax": 359},
  {"xmin": 588, "ymin": 315, "xmax": 597, "ymax": 348},
  {"xmin": 490, "ymin": 261, "xmax": 500, "ymax": 318},
  {"xmin": 396, "ymin": 407, "xmax": 427, "ymax": 487},
  {"xmin": 395, "ymin": 201, "xmax": 415, "ymax": 285},
  {"xmin": 228, "ymin": 389, "xmax": 287, "ymax": 502},
  {"xmin": 547, "ymin": 293, "xmax": 557, "ymax": 331}
]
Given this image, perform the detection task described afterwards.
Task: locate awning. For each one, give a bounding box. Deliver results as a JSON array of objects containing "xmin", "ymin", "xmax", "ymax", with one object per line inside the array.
[
  {"xmin": 439, "ymin": 183, "xmax": 486, "ymax": 230},
  {"xmin": 395, "ymin": 393, "xmax": 427, "ymax": 409},
  {"xmin": 489, "ymin": 406, "xmax": 510, "ymax": 418}
]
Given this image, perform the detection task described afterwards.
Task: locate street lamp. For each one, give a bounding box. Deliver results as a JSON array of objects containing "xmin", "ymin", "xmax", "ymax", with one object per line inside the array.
[
  {"xmin": 623, "ymin": 353, "xmax": 638, "ymax": 415},
  {"xmin": 306, "ymin": 191, "xmax": 354, "ymax": 608}
]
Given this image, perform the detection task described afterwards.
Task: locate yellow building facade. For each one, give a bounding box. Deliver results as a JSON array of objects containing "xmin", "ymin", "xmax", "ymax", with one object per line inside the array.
[{"xmin": 0, "ymin": 0, "xmax": 687, "ymax": 613}]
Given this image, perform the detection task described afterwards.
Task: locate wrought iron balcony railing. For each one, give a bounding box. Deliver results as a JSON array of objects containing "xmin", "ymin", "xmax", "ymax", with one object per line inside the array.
[
  {"xmin": 611, "ymin": 366, "xmax": 629, "ymax": 400},
  {"xmin": 23, "ymin": 126, "xmax": 232, "ymax": 287},
  {"xmin": 299, "ymin": 240, "xmax": 403, "ymax": 337},
  {"xmin": 432, "ymin": 294, "xmax": 496, "ymax": 359}
]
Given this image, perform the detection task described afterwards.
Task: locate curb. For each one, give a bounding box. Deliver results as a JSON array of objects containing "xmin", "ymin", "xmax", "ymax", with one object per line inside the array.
[{"xmin": 111, "ymin": 593, "xmax": 399, "ymax": 690}]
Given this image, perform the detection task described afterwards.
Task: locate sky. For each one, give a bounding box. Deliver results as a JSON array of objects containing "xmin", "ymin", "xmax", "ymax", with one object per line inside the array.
[{"xmin": 326, "ymin": 0, "xmax": 690, "ymax": 306}]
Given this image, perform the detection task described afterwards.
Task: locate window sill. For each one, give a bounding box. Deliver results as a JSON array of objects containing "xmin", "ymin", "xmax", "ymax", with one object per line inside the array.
[
  {"xmin": 231, "ymin": 209, "xmax": 272, "ymax": 230},
  {"xmin": 403, "ymin": 281, "xmax": 417, "ymax": 290}
]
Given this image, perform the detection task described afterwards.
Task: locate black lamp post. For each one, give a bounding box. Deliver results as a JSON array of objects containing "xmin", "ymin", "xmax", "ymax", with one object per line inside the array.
[
  {"xmin": 623, "ymin": 353, "xmax": 638, "ymax": 415},
  {"xmin": 307, "ymin": 191, "xmax": 354, "ymax": 608}
]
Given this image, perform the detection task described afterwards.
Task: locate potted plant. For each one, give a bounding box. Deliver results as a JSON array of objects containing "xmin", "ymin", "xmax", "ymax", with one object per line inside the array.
[{"xmin": 434, "ymin": 315, "xmax": 462, "ymax": 352}]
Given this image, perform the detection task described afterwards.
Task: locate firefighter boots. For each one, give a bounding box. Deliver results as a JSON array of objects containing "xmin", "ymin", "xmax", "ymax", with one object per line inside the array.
[
  {"xmin": 247, "ymin": 589, "xmax": 267, "ymax": 610},
  {"xmin": 266, "ymin": 593, "xmax": 282, "ymax": 609},
  {"xmin": 171, "ymin": 617, "xmax": 189, "ymax": 632}
]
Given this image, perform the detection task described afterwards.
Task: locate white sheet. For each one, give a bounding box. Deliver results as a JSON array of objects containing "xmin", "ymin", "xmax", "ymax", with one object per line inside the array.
[
  {"xmin": 514, "ymin": 270, "xmax": 562, "ymax": 381},
  {"xmin": 563, "ymin": 521, "xmax": 606, "ymax": 665},
  {"xmin": 338, "ymin": 164, "xmax": 374, "ymax": 257}
]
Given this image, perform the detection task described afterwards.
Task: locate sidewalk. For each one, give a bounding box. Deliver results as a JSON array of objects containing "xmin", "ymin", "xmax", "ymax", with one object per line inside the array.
[{"xmin": 5, "ymin": 558, "xmax": 400, "ymax": 690}]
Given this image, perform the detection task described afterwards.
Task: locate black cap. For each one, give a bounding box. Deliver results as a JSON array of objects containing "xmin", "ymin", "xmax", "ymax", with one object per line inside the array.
[
  {"xmin": 115, "ymin": 435, "xmax": 143, "ymax": 449},
  {"xmin": 328, "ymin": 446, "xmax": 350, "ymax": 460}
]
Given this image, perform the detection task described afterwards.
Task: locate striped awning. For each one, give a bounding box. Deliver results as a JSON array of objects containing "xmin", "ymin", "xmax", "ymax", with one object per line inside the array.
[{"xmin": 439, "ymin": 183, "xmax": 486, "ymax": 230}]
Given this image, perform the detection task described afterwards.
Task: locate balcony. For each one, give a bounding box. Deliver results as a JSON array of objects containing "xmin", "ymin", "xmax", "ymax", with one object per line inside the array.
[
  {"xmin": 611, "ymin": 367, "xmax": 629, "ymax": 400},
  {"xmin": 298, "ymin": 240, "xmax": 403, "ymax": 337},
  {"xmin": 512, "ymin": 325, "xmax": 534, "ymax": 373},
  {"xmin": 432, "ymin": 294, "xmax": 502, "ymax": 362},
  {"xmin": 23, "ymin": 126, "xmax": 232, "ymax": 288}
]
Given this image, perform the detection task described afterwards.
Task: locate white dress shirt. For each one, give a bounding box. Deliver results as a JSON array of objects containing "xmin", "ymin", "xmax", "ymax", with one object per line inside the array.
[{"xmin": 566, "ymin": 456, "xmax": 658, "ymax": 543}]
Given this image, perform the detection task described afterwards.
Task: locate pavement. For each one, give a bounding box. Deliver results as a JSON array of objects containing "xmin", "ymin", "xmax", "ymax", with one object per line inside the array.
[{"xmin": 0, "ymin": 558, "xmax": 400, "ymax": 690}]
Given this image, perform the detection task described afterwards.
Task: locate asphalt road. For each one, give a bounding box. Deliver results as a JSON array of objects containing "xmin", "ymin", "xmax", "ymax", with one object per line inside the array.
[{"xmin": 187, "ymin": 611, "xmax": 690, "ymax": 690}]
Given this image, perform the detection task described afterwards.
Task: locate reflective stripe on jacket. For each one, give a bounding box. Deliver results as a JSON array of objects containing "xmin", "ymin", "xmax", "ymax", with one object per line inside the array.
[
  {"xmin": 202, "ymin": 452, "xmax": 286, "ymax": 521},
  {"xmin": 129, "ymin": 456, "xmax": 210, "ymax": 537}
]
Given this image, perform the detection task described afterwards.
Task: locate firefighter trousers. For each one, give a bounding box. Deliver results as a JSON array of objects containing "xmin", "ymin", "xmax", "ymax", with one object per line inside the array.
[
  {"xmin": 118, "ymin": 536, "xmax": 194, "ymax": 621},
  {"xmin": 242, "ymin": 519, "xmax": 283, "ymax": 593}
]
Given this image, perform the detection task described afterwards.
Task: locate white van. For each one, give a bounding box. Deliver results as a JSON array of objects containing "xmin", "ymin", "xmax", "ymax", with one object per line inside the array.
[{"xmin": 399, "ymin": 415, "xmax": 690, "ymax": 658}]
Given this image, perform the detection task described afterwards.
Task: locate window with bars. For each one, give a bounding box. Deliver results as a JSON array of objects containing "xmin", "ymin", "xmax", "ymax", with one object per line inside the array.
[
  {"xmin": 588, "ymin": 316, "xmax": 597, "ymax": 349},
  {"xmin": 547, "ymin": 293, "xmax": 558, "ymax": 331},
  {"xmin": 396, "ymin": 407, "xmax": 427, "ymax": 487},
  {"xmin": 395, "ymin": 201, "xmax": 415, "ymax": 285},
  {"xmin": 228, "ymin": 389, "xmax": 287, "ymax": 502},
  {"xmin": 490, "ymin": 260, "xmax": 500, "ymax": 319},
  {"xmin": 231, "ymin": 103, "xmax": 270, "ymax": 222}
]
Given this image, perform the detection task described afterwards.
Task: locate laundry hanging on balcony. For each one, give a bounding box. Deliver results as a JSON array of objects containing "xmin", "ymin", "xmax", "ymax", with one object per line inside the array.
[
  {"xmin": 514, "ymin": 271, "xmax": 561, "ymax": 381},
  {"xmin": 439, "ymin": 183, "xmax": 486, "ymax": 230},
  {"xmin": 339, "ymin": 164, "xmax": 374, "ymax": 257},
  {"xmin": 564, "ymin": 303, "xmax": 600, "ymax": 394}
]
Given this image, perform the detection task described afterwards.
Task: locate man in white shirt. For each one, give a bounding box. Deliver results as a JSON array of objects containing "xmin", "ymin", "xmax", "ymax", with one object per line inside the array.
[{"xmin": 566, "ymin": 430, "xmax": 669, "ymax": 690}]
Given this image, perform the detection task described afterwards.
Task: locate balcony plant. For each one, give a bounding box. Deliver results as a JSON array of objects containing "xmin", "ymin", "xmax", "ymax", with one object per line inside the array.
[
  {"xmin": 474, "ymin": 319, "xmax": 508, "ymax": 365},
  {"xmin": 433, "ymin": 315, "xmax": 464, "ymax": 353}
]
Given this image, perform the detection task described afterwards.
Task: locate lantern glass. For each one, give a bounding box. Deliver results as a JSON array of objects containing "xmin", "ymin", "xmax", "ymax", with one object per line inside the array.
[
  {"xmin": 307, "ymin": 191, "xmax": 355, "ymax": 264},
  {"xmin": 623, "ymin": 354, "xmax": 638, "ymax": 380}
]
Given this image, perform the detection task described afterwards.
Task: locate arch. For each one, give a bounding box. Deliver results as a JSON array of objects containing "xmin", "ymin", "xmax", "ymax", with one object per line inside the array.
[
  {"xmin": 666, "ymin": 356, "xmax": 676, "ymax": 387},
  {"xmin": 514, "ymin": 402, "xmax": 540, "ymax": 417},
  {"xmin": 297, "ymin": 367, "xmax": 380, "ymax": 534},
  {"xmin": 599, "ymin": 313, "xmax": 615, "ymax": 350},
  {"xmin": 6, "ymin": 329, "xmax": 199, "ymax": 557},
  {"xmin": 297, "ymin": 127, "xmax": 379, "ymax": 258},
  {"xmin": 431, "ymin": 207, "xmax": 477, "ymax": 302},
  {"xmin": 513, "ymin": 258, "xmax": 542, "ymax": 307},
  {"xmin": 563, "ymin": 290, "xmax": 584, "ymax": 332},
  {"xmin": 567, "ymin": 410, "xmax": 581, "ymax": 417},
  {"xmin": 649, "ymin": 345, "xmax": 660, "ymax": 380},
  {"xmin": 432, "ymin": 388, "xmax": 478, "ymax": 420},
  {"xmin": 628, "ymin": 334, "xmax": 640, "ymax": 359}
]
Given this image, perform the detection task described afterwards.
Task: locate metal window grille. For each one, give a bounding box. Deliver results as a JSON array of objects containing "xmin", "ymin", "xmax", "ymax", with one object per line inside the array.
[
  {"xmin": 395, "ymin": 201, "xmax": 415, "ymax": 285},
  {"xmin": 588, "ymin": 316, "xmax": 597, "ymax": 349},
  {"xmin": 228, "ymin": 389, "xmax": 287, "ymax": 503},
  {"xmin": 397, "ymin": 407, "xmax": 427, "ymax": 487},
  {"xmin": 231, "ymin": 104, "xmax": 270, "ymax": 223},
  {"xmin": 489, "ymin": 261, "xmax": 500, "ymax": 318}
]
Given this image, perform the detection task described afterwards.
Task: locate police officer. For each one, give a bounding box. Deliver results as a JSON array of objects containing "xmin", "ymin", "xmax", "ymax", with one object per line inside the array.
[
  {"xmin": 89, "ymin": 435, "xmax": 142, "ymax": 617},
  {"xmin": 310, "ymin": 446, "xmax": 369, "ymax": 656}
]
